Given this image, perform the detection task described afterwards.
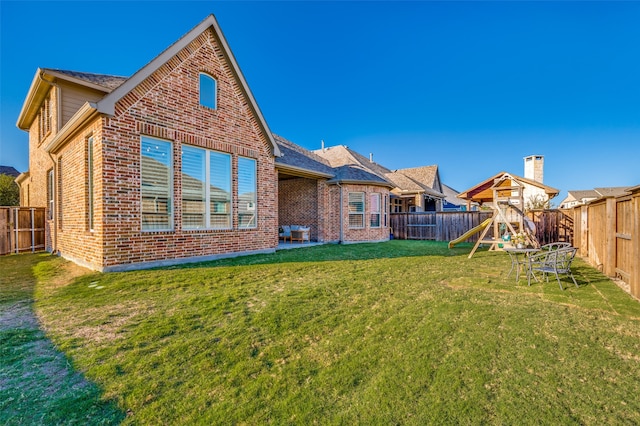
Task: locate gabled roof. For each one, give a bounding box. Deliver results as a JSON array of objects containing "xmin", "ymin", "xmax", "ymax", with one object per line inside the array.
[
  {"xmin": 390, "ymin": 165, "xmax": 445, "ymax": 198},
  {"xmin": 313, "ymin": 145, "xmax": 395, "ymax": 187},
  {"xmin": 565, "ymin": 189, "xmax": 599, "ymax": 202},
  {"xmin": 594, "ymin": 187, "xmax": 630, "ymax": 198},
  {"xmin": 397, "ymin": 165, "xmax": 439, "ymax": 189},
  {"xmin": 458, "ymin": 171, "xmax": 560, "ymax": 204},
  {"xmin": 18, "ymin": 15, "xmax": 281, "ymax": 157},
  {"xmin": 17, "ymin": 68, "xmax": 126, "ymax": 130},
  {"xmin": 44, "ymin": 69, "xmax": 128, "ymax": 91}
]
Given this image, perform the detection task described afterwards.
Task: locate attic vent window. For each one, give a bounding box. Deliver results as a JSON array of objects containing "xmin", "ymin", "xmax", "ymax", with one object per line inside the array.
[{"xmin": 199, "ymin": 73, "xmax": 217, "ymax": 109}]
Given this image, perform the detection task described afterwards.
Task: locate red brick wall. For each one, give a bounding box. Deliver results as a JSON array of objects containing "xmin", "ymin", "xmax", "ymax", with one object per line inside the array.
[{"xmin": 340, "ymin": 184, "xmax": 390, "ymax": 243}]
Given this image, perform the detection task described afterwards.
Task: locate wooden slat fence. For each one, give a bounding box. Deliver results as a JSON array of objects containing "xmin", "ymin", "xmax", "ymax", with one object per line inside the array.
[
  {"xmin": 0, "ymin": 207, "xmax": 46, "ymax": 255},
  {"xmin": 526, "ymin": 209, "xmax": 574, "ymax": 246},
  {"xmin": 571, "ymin": 186, "xmax": 640, "ymax": 299},
  {"xmin": 391, "ymin": 211, "xmax": 493, "ymax": 241}
]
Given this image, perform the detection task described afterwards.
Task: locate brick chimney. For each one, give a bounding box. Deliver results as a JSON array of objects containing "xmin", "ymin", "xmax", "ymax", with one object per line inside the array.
[{"xmin": 524, "ymin": 155, "xmax": 544, "ymax": 183}]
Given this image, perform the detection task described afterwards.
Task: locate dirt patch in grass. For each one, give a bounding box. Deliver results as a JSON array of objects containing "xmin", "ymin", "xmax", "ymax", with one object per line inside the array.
[{"xmin": 42, "ymin": 259, "xmax": 92, "ymax": 290}]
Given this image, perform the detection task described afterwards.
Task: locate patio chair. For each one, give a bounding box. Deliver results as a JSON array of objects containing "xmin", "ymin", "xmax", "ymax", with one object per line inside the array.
[
  {"xmin": 528, "ymin": 246, "xmax": 578, "ymax": 290},
  {"xmin": 540, "ymin": 242, "xmax": 572, "ymax": 251},
  {"xmin": 279, "ymin": 225, "xmax": 291, "ymax": 242}
]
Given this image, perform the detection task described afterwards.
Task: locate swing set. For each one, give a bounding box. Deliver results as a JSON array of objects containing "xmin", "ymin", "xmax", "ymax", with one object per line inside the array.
[{"xmin": 466, "ymin": 175, "xmax": 538, "ymax": 258}]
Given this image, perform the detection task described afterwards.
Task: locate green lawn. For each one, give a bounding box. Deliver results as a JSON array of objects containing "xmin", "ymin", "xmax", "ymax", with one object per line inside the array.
[{"xmin": 3, "ymin": 241, "xmax": 640, "ymax": 424}]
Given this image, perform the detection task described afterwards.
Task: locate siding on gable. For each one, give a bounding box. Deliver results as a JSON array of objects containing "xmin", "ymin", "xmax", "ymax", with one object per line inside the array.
[{"xmin": 58, "ymin": 80, "xmax": 106, "ymax": 126}]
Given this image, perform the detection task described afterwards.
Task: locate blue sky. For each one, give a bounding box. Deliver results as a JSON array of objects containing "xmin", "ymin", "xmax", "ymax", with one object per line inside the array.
[{"xmin": 1, "ymin": 1, "xmax": 639, "ymax": 204}]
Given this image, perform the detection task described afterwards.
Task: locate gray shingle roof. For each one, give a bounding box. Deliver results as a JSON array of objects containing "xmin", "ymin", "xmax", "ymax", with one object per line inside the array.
[
  {"xmin": 329, "ymin": 164, "xmax": 393, "ymax": 186},
  {"xmin": 273, "ymin": 135, "xmax": 334, "ymax": 176},
  {"xmin": 595, "ymin": 187, "xmax": 630, "ymax": 198},
  {"xmin": 44, "ymin": 68, "xmax": 128, "ymax": 91}
]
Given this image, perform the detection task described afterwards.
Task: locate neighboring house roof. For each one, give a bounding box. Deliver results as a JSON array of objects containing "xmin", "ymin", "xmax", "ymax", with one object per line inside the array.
[
  {"xmin": 567, "ymin": 189, "xmax": 599, "ymax": 201},
  {"xmin": 17, "ymin": 15, "xmax": 281, "ymax": 158},
  {"xmin": 391, "ymin": 165, "xmax": 445, "ymax": 199},
  {"xmin": 314, "ymin": 145, "xmax": 395, "ymax": 187},
  {"xmin": 560, "ymin": 187, "xmax": 632, "ymax": 208},
  {"xmin": 0, "ymin": 166, "xmax": 20, "ymax": 177},
  {"xmin": 441, "ymin": 183, "xmax": 466, "ymax": 207},
  {"xmin": 458, "ymin": 171, "xmax": 560, "ymax": 204},
  {"xmin": 594, "ymin": 187, "xmax": 630, "ymax": 198},
  {"xmin": 274, "ymin": 135, "xmax": 334, "ymax": 178},
  {"xmin": 313, "ymin": 145, "xmax": 445, "ymax": 194}
]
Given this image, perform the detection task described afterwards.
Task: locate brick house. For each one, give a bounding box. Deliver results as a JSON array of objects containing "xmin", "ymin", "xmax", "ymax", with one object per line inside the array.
[
  {"xmin": 16, "ymin": 15, "xmax": 397, "ymax": 271},
  {"xmin": 16, "ymin": 15, "xmax": 284, "ymax": 271}
]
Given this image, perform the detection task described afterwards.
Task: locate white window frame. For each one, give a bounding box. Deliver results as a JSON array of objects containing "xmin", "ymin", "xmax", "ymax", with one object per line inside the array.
[
  {"xmin": 370, "ymin": 193, "xmax": 381, "ymax": 228},
  {"xmin": 141, "ymin": 136, "xmax": 173, "ymax": 232},
  {"xmin": 181, "ymin": 145, "xmax": 232, "ymax": 230},
  {"xmin": 348, "ymin": 192, "xmax": 365, "ymax": 229},
  {"xmin": 237, "ymin": 156, "xmax": 257, "ymax": 229}
]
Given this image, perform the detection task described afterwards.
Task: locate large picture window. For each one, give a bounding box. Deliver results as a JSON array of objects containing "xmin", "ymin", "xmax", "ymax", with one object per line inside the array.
[
  {"xmin": 348, "ymin": 192, "xmax": 365, "ymax": 228},
  {"xmin": 237, "ymin": 157, "xmax": 256, "ymax": 228},
  {"xmin": 181, "ymin": 146, "xmax": 231, "ymax": 229},
  {"xmin": 370, "ymin": 193, "xmax": 381, "ymax": 228},
  {"xmin": 141, "ymin": 137, "xmax": 173, "ymax": 231}
]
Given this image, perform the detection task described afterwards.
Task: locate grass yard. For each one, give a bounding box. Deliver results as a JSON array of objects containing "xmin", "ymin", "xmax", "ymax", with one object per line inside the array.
[{"xmin": 3, "ymin": 240, "xmax": 640, "ymax": 424}]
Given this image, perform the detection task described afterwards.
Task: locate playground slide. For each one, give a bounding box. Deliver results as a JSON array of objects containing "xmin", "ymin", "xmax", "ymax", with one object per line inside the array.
[{"xmin": 448, "ymin": 218, "xmax": 493, "ymax": 249}]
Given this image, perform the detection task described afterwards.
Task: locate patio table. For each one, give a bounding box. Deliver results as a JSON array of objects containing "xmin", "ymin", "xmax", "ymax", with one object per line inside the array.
[{"xmin": 503, "ymin": 247, "xmax": 541, "ymax": 282}]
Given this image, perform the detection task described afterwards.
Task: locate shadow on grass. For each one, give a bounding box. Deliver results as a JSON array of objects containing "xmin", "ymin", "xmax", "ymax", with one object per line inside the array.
[{"xmin": 0, "ymin": 254, "xmax": 125, "ymax": 425}]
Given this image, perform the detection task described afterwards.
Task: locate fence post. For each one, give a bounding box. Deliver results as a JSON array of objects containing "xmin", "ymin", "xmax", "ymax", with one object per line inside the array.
[
  {"xmin": 631, "ymin": 187, "xmax": 640, "ymax": 298},
  {"xmin": 603, "ymin": 197, "xmax": 617, "ymax": 277}
]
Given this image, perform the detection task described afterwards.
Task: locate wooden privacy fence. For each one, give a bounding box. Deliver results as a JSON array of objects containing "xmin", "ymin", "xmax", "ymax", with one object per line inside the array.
[
  {"xmin": 391, "ymin": 211, "xmax": 494, "ymax": 241},
  {"xmin": 0, "ymin": 207, "xmax": 46, "ymax": 255},
  {"xmin": 571, "ymin": 186, "xmax": 640, "ymax": 299},
  {"xmin": 391, "ymin": 209, "xmax": 573, "ymax": 246},
  {"xmin": 526, "ymin": 209, "xmax": 574, "ymax": 246}
]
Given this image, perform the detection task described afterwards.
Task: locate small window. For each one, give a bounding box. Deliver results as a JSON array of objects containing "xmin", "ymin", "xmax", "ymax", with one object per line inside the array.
[
  {"xmin": 87, "ymin": 136, "xmax": 95, "ymax": 231},
  {"xmin": 348, "ymin": 192, "xmax": 365, "ymax": 228},
  {"xmin": 47, "ymin": 169, "xmax": 54, "ymax": 220},
  {"xmin": 370, "ymin": 193, "xmax": 381, "ymax": 228},
  {"xmin": 199, "ymin": 73, "xmax": 217, "ymax": 109}
]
